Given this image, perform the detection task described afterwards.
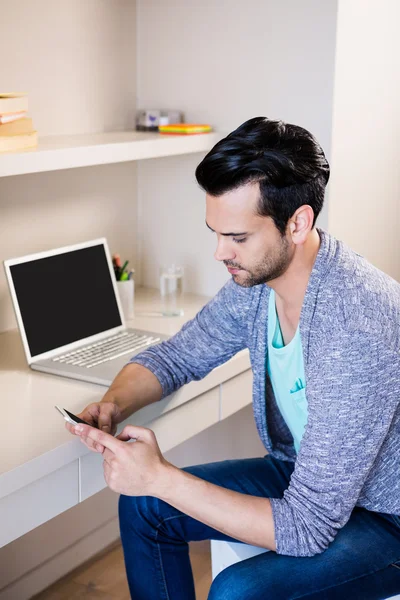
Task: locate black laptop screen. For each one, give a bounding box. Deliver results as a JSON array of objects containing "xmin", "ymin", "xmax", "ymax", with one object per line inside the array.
[{"xmin": 10, "ymin": 244, "xmax": 122, "ymax": 357}]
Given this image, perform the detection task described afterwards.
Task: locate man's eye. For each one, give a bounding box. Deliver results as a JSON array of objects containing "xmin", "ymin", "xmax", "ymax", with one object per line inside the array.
[{"xmin": 233, "ymin": 238, "xmax": 247, "ymax": 244}]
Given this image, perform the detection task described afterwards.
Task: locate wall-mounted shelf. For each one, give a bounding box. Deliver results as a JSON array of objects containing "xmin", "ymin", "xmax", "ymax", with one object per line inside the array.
[{"xmin": 0, "ymin": 130, "xmax": 224, "ymax": 178}]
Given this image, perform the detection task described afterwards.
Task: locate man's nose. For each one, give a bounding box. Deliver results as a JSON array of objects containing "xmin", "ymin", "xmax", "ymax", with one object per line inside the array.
[{"xmin": 214, "ymin": 239, "xmax": 236, "ymax": 262}]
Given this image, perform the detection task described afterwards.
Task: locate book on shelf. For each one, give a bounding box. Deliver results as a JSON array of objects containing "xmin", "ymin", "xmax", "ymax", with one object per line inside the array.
[
  {"xmin": 0, "ymin": 92, "xmax": 37, "ymax": 152},
  {"xmin": 0, "ymin": 117, "xmax": 34, "ymax": 136},
  {"xmin": 0, "ymin": 111, "xmax": 26, "ymax": 124},
  {"xmin": 0, "ymin": 130, "xmax": 37, "ymax": 153},
  {"xmin": 0, "ymin": 93, "xmax": 28, "ymax": 115}
]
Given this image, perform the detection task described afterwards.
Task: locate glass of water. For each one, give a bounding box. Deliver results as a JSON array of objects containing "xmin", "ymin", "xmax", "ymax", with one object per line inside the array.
[{"xmin": 159, "ymin": 264, "xmax": 184, "ymax": 317}]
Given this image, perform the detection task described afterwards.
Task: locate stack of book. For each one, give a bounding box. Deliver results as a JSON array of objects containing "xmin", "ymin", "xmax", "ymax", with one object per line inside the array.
[{"xmin": 0, "ymin": 93, "xmax": 38, "ymax": 153}]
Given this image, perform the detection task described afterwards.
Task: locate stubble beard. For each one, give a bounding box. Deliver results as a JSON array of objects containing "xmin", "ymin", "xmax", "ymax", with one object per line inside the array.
[{"xmin": 228, "ymin": 237, "xmax": 292, "ymax": 288}]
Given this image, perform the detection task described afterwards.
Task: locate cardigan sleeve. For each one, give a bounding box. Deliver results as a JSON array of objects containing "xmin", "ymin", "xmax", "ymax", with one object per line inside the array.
[{"xmin": 128, "ymin": 280, "xmax": 249, "ymax": 398}]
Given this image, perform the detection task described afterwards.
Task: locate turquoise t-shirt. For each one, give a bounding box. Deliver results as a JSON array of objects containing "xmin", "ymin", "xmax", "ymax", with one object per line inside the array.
[{"xmin": 267, "ymin": 289, "xmax": 308, "ymax": 454}]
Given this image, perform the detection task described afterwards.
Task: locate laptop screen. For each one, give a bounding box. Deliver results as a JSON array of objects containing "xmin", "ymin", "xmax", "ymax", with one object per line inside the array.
[{"xmin": 9, "ymin": 244, "xmax": 122, "ymax": 357}]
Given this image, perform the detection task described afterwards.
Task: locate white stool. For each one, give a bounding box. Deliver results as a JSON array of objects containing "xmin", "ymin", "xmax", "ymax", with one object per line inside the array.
[
  {"xmin": 210, "ymin": 541, "xmax": 400, "ymax": 599},
  {"xmin": 211, "ymin": 540, "xmax": 268, "ymax": 580}
]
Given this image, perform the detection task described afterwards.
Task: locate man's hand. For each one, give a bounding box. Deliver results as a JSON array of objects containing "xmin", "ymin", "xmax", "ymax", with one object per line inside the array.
[
  {"xmin": 74, "ymin": 424, "xmax": 171, "ymax": 497},
  {"xmin": 65, "ymin": 401, "xmax": 123, "ymax": 449}
]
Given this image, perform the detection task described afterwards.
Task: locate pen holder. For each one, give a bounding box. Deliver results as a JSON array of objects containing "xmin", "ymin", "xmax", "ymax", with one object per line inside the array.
[{"xmin": 117, "ymin": 279, "xmax": 134, "ymax": 321}]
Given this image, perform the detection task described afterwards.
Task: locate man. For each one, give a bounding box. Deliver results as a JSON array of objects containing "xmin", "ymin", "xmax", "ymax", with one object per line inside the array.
[{"xmin": 68, "ymin": 117, "xmax": 400, "ymax": 599}]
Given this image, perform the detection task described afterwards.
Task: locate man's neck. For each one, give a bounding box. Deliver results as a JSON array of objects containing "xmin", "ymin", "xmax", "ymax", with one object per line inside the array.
[{"xmin": 267, "ymin": 229, "xmax": 321, "ymax": 327}]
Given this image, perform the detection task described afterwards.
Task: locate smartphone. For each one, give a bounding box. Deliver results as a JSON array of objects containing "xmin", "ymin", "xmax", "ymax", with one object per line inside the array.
[{"xmin": 55, "ymin": 405, "xmax": 96, "ymax": 428}]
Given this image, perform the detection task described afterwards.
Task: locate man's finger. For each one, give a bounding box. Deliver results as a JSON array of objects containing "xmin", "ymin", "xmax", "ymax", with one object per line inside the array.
[
  {"xmin": 103, "ymin": 447, "xmax": 114, "ymax": 463},
  {"xmin": 80, "ymin": 438, "xmax": 104, "ymax": 454},
  {"xmin": 97, "ymin": 403, "xmax": 117, "ymax": 433},
  {"xmin": 116, "ymin": 425, "xmax": 151, "ymax": 442},
  {"xmin": 74, "ymin": 425, "xmax": 122, "ymax": 453},
  {"xmin": 65, "ymin": 422, "xmax": 76, "ymax": 434}
]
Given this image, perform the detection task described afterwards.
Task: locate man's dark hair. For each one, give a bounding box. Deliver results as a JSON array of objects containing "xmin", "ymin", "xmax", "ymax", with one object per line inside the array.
[{"xmin": 195, "ymin": 117, "xmax": 330, "ymax": 235}]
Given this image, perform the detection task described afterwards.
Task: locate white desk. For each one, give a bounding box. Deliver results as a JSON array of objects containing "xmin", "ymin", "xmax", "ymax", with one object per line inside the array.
[{"xmin": 0, "ymin": 288, "xmax": 252, "ymax": 548}]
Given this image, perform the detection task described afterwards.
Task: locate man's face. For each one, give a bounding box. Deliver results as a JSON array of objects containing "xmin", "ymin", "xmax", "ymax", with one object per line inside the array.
[{"xmin": 206, "ymin": 182, "xmax": 294, "ymax": 287}]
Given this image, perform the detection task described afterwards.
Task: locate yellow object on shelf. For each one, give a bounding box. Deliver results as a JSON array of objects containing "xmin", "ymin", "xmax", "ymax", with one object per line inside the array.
[
  {"xmin": 159, "ymin": 123, "xmax": 212, "ymax": 135},
  {"xmin": 0, "ymin": 117, "xmax": 34, "ymax": 136},
  {"xmin": 0, "ymin": 131, "xmax": 37, "ymax": 153}
]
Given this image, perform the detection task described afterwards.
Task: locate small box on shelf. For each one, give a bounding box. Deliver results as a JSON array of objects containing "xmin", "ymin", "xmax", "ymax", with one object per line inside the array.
[{"xmin": 135, "ymin": 109, "xmax": 184, "ymax": 132}]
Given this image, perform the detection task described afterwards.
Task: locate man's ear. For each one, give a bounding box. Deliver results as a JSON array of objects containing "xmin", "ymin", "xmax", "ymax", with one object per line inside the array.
[{"xmin": 289, "ymin": 205, "xmax": 314, "ymax": 244}]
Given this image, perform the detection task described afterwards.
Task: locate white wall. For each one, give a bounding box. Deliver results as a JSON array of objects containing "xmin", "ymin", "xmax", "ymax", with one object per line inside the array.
[
  {"xmin": 1, "ymin": 0, "xmax": 137, "ymax": 136},
  {"xmin": 136, "ymin": 0, "xmax": 338, "ymax": 296},
  {"xmin": 328, "ymin": 0, "xmax": 400, "ymax": 280},
  {"xmin": 0, "ymin": 0, "xmax": 138, "ymax": 333}
]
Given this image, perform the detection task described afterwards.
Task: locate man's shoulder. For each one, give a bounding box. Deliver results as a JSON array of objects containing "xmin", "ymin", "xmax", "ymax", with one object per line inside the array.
[
  {"xmin": 319, "ymin": 236, "xmax": 400, "ymax": 347},
  {"xmin": 329, "ymin": 237, "xmax": 400, "ymax": 308}
]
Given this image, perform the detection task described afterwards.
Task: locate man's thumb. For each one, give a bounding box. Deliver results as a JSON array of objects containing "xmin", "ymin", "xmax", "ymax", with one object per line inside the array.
[{"xmin": 116, "ymin": 424, "xmax": 146, "ymax": 442}]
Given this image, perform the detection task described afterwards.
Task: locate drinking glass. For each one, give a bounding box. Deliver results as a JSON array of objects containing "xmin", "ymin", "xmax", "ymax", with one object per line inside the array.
[{"xmin": 159, "ymin": 264, "xmax": 184, "ymax": 317}]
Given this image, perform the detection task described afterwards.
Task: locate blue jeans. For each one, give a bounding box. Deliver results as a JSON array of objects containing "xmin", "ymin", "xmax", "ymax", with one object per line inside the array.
[{"xmin": 119, "ymin": 455, "xmax": 400, "ymax": 599}]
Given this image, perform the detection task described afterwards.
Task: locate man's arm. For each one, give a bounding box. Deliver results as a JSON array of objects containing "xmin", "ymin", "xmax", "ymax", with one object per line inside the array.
[
  {"xmin": 269, "ymin": 331, "xmax": 399, "ymax": 557},
  {"xmin": 158, "ymin": 465, "xmax": 277, "ymax": 551},
  {"xmin": 129, "ymin": 280, "xmax": 251, "ymax": 399},
  {"xmin": 100, "ymin": 362, "xmax": 163, "ymax": 421}
]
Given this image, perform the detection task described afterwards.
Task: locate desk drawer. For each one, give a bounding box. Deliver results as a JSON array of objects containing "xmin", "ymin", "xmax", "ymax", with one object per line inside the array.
[
  {"xmin": 80, "ymin": 451, "xmax": 108, "ymax": 501},
  {"xmin": 220, "ymin": 370, "xmax": 253, "ymax": 420},
  {"xmin": 80, "ymin": 386, "xmax": 220, "ymax": 501},
  {"xmin": 0, "ymin": 460, "xmax": 79, "ymax": 548}
]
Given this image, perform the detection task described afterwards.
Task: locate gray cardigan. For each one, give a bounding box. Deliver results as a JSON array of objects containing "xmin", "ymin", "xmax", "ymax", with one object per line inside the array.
[{"xmin": 130, "ymin": 230, "xmax": 400, "ymax": 557}]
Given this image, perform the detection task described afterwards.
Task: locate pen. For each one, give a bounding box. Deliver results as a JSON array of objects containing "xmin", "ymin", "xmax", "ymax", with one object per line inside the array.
[
  {"xmin": 112, "ymin": 254, "xmax": 133, "ymax": 281},
  {"xmin": 112, "ymin": 254, "xmax": 122, "ymax": 268},
  {"xmin": 112, "ymin": 254, "xmax": 122, "ymax": 280},
  {"xmin": 120, "ymin": 260, "xmax": 129, "ymax": 279}
]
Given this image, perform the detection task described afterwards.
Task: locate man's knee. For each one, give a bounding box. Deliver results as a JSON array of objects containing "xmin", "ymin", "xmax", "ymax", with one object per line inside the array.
[
  {"xmin": 208, "ymin": 563, "xmax": 254, "ymax": 600},
  {"xmin": 119, "ymin": 494, "xmax": 160, "ymax": 534},
  {"xmin": 118, "ymin": 494, "xmax": 186, "ymax": 543}
]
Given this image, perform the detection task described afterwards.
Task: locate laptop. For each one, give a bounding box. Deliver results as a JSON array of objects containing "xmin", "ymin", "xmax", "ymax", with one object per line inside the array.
[{"xmin": 4, "ymin": 238, "xmax": 167, "ymax": 386}]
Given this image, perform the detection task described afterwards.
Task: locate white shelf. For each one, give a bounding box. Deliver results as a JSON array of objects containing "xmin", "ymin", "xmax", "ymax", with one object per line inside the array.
[{"xmin": 0, "ymin": 130, "xmax": 224, "ymax": 178}]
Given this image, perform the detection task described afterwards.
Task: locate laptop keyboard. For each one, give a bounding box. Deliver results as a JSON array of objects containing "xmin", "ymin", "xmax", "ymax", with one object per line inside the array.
[{"xmin": 52, "ymin": 331, "xmax": 160, "ymax": 369}]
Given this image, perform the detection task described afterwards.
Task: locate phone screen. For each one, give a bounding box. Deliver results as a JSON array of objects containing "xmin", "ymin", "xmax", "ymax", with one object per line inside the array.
[{"xmin": 63, "ymin": 409, "xmax": 95, "ymax": 428}]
